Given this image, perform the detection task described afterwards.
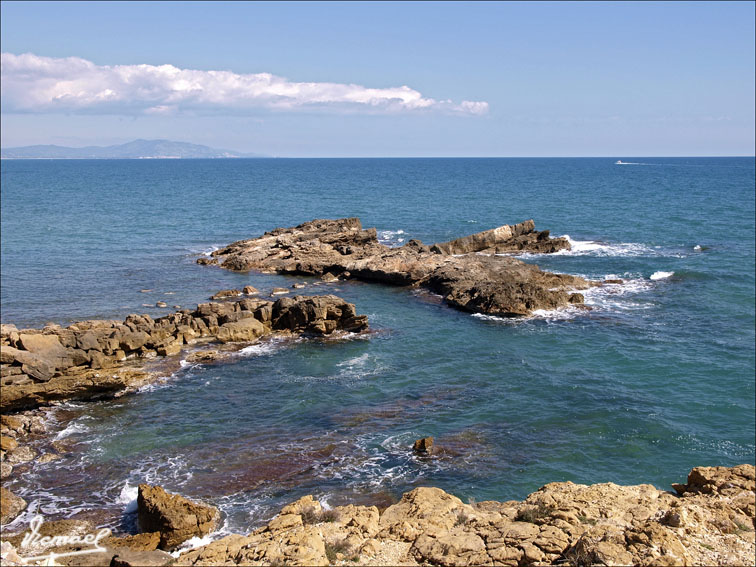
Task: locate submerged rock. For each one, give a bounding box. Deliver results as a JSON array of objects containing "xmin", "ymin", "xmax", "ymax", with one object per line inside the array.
[
  {"xmin": 208, "ymin": 218, "xmax": 591, "ymax": 318},
  {"xmin": 412, "ymin": 436, "xmax": 434, "ymax": 455}
]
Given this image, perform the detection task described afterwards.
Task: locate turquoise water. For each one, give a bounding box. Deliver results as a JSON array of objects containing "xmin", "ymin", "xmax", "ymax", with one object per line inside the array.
[{"xmin": 1, "ymin": 157, "xmax": 754, "ymax": 535}]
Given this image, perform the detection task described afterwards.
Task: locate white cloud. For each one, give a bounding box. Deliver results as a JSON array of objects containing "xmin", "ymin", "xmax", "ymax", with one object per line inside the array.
[{"xmin": 1, "ymin": 52, "xmax": 489, "ymax": 116}]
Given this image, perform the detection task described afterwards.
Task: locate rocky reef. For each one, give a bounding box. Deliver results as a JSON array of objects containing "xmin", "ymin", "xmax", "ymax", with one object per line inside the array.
[
  {"xmin": 0, "ymin": 295, "xmax": 367, "ymax": 413},
  {"xmin": 204, "ymin": 218, "xmax": 592, "ymax": 317},
  {"xmin": 1, "ymin": 465, "xmax": 752, "ymax": 566}
]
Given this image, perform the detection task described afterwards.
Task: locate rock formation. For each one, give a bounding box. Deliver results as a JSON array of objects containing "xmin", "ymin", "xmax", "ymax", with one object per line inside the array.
[
  {"xmin": 205, "ymin": 218, "xmax": 591, "ymax": 317},
  {"xmin": 0, "ymin": 295, "xmax": 367, "ymax": 412},
  {"xmin": 171, "ymin": 464, "xmax": 754, "ymax": 566},
  {"xmin": 137, "ymin": 484, "xmax": 219, "ymax": 550}
]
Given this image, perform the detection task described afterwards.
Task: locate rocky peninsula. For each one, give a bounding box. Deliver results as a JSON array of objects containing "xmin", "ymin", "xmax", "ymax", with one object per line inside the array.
[
  {"xmin": 1, "ymin": 294, "xmax": 368, "ymax": 413},
  {"xmin": 202, "ymin": 218, "xmax": 594, "ymax": 317}
]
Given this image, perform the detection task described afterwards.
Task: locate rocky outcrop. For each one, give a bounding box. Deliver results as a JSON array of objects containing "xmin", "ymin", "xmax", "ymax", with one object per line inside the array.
[
  {"xmin": 0, "ymin": 295, "xmax": 367, "ymax": 412},
  {"xmin": 206, "ymin": 218, "xmax": 591, "ymax": 317},
  {"xmin": 431, "ymin": 219, "xmax": 569, "ymax": 255},
  {"xmin": 172, "ymin": 464, "xmax": 755, "ymax": 566},
  {"xmin": 137, "ymin": 484, "xmax": 219, "ymax": 550}
]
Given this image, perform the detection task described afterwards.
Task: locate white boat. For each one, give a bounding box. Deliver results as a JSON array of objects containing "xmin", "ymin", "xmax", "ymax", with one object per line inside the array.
[{"xmin": 615, "ymin": 160, "xmax": 626, "ymax": 165}]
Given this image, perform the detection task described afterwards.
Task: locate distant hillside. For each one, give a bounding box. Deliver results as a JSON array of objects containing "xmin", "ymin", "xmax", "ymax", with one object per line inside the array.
[{"xmin": 1, "ymin": 139, "xmax": 268, "ymax": 159}]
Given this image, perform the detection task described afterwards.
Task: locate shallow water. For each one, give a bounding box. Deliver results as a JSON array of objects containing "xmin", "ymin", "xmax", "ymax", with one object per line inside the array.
[{"xmin": 1, "ymin": 157, "xmax": 754, "ymax": 535}]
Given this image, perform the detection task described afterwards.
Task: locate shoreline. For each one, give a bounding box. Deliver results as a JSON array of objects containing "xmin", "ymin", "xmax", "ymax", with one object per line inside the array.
[
  {"xmin": 1, "ymin": 463, "xmax": 753, "ymax": 566},
  {"xmin": 2, "ymin": 219, "xmax": 754, "ymax": 565}
]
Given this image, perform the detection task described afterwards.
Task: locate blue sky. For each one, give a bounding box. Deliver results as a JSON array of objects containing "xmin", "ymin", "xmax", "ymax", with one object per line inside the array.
[{"xmin": 1, "ymin": 1, "xmax": 754, "ymax": 156}]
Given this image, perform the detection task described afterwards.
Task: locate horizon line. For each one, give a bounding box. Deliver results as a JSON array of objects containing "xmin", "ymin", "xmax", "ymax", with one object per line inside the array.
[{"xmin": 2, "ymin": 155, "xmax": 754, "ymax": 160}]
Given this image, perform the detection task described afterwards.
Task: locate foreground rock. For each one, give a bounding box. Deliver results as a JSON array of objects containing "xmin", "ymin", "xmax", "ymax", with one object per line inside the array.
[
  {"xmin": 0, "ymin": 519, "xmax": 173, "ymax": 566},
  {"xmin": 0, "ymin": 487, "xmax": 26, "ymax": 525},
  {"xmin": 172, "ymin": 464, "xmax": 754, "ymax": 567},
  {"xmin": 0, "ymin": 295, "xmax": 367, "ymax": 412},
  {"xmin": 206, "ymin": 218, "xmax": 591, "ymax": 318},
  {"xmin": 137, "ymin": 484, "xmax": 219, "ymax": 550}
]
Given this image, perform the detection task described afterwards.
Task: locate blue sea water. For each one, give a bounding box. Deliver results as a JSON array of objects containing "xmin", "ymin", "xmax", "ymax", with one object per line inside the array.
[{"xmin": 1, "ymin": 157, "xmax": 754, "ymax": 535}]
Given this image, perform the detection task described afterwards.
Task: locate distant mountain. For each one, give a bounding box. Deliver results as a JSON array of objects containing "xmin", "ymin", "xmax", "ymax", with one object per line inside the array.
[{"xmin": 1, "ymin": 139, "xmax": 268, "ymax": 159}]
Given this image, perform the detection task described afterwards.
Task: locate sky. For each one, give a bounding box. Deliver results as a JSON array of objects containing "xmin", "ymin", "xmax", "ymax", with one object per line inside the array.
[{"xmin": 1, "ymin": 1, "xmax": 754, "ymax": 157}]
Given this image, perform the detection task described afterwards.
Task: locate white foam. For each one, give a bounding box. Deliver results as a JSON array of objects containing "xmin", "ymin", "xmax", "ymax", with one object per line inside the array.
[
  {"xmin": 118, "ymin": 482, "xmax": 138, "ymax": 514},
  {"xmin": 693, "ymin": 244, "xmax": 702, "ymax": 251},
  {"xmin": 551, "ymin": 236, "xmax": 656, "ymax": 257},
  {"xmin": 336, "ymin": 353, "xmax": 369, "ymax": 369},
  {"xmin": 239, "ymin": 338, "xmax": 285, "ymax": 357},
  {"xmin": 187, "ymin": 244, "xmax": 221, "ymax": 256},
  {"xmin": 54, "ymin": 421, "xmax": 88, "ymax": 440},
  {"xmin": 650, "ymin": 271, "xmax": 674, "ymax": 280},
  {"xmin": 377, "ymin": 229, "xmax": 406, "ymax": 247},
  {"xmin": 529, "ymin": 307, "xmax": 583, "ymax": 321},
  {"xmin": 171, "ymin": 533, "xmax": 217, "ymax": 557},
  {"xmin": 471, "ymin": 313, "xmax": 509, "ymax": 323}
]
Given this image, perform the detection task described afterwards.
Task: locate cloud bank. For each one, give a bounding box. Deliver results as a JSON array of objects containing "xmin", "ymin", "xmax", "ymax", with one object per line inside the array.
[{"xmin": 1, "ymin": 53, "xmax": 488, "ymax": 116}]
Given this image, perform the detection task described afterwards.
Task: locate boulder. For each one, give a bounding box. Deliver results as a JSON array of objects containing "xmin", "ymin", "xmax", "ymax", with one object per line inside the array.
[
  {"xmin": 19, "ymin": 352, "xmax": 56, "ymax": 382},
  {"xmin": 432, "ymin": 220, "xmax": 536, "ymax": 255},
  {"xmin": 210, "ymin": 289, "xmax": 241, "ymax": 300},
  {"xmin": 17, "ymin": 333, "xmax": 67, "ymax": 357},
  {"xmin": 242, "ymin": 285, "xmax": 259, "ymax": 295},
  {"xmin": 0, "ymin": 346, "xmax": 21, "ymax": 364},
  {"xmin": 137, "ymin": 484, "xmax": 220, "ymax": 550},
  {"xmin": 0, "ymin": 434, "xmax": 19, "ymax": 452},
  {"xmin": 0, "ymin": 487, "xmax": 26, "ymax": 524},
  {"xmin": 216, "ymin": 318, "xmax": 265, "ymax": 343},
  {"xmin": 272, "ymin": 295, "xmax": 367, "ymax": 335},
  {"xmin": 119, "ymin": 331, "xmax": 150, "ymax": 352}
]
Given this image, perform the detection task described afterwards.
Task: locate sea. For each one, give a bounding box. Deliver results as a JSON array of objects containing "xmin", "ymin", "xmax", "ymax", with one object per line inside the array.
[{"xmin": 1, "ymin": 157, "xmax": 754, "ymax": 540}]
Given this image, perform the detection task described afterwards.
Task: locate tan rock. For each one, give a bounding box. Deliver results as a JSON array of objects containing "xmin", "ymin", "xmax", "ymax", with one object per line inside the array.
[
  {"xmin": 5, "ymin": 444, "xmax": 35, "ymax": 464},
  {"xmin": 137, "ymin": 484, "xmax": 219, "ymax": 550},
  {"xmin": 175, "ymin": 533, "xmax": 249, "ymax": 566},
  {"xmin": 210, "ymin": 218, "xmax": 586, "ymax": 317},
  {"xmin": 411, "ymin": 531, "xmax": 488, "ymax": 566},
  {"xmin": 0, "ymin": 434, "xmax": 18, "ymax": 452},
  {"xmin": 210, "ymin": 289, "xmax": 242, "ymax": 300},
  {"xmin": 0, "ymin": 541, "xmax": 24, "ymax": 566},
  {"xmin": 0, "ymin": 487, "xmax": 26, "ymax": 524},
  {"xmin": 104, "ymin": 531, "xmax": 161, "ymax": 551},
  {"xmin": 380, "ymin": 487, "xmax": 471, "ymax": 539},
  {"xmin": 109, "ymin": 547, "xmax": 175, "ymax": 566},
  {"xmin": 215, "ymin": 318, "xmax": 265, "ymax": 343}
]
